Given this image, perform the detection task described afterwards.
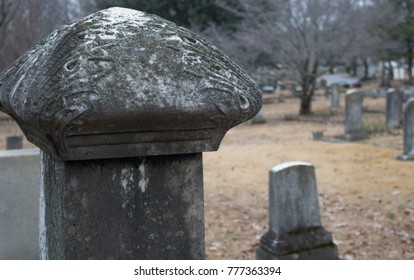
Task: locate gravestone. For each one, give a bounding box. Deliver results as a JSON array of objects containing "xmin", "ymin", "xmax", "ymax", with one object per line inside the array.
[
  {"xmin": 256, "ymin": 162, "xmax": 338, "ymax": 260},
  {"xmin": 0, "ymin": 149, "xmax": 40, "ymax": 259},
  {"xmin": 312, "ymin": 130, "xmax": 324, "ymax": 140},
  {"xmin": 6, "ymin": 136, "xmax": 23, "ymax": 150},
  {"xmin": 403, "ymin": 88, "xmax": 414, "ymax": 102},
  {"xmin": 386, "ymin": 88, "xmax": 403, "ymax": 129},
  {"xmin": 249, "ymin": 109, "xmax": 266, "ymax": 124},
  {"xmin": 331, "ymin": 85, "xmax": 340, "ymax": 108},
  {"xmin": 0, "ymin": 8, "xmax": 261, "ymax": 259},
  {"xmin": 341, "ymin": 89, "xmax": 368, "ymax": 141},
  {"xmin": 397, "ymin": 98, "xmax": 414, "ymax": 161}
]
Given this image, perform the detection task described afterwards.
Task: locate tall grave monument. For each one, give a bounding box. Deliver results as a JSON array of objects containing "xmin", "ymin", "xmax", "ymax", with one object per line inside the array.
[{"xmin": 0, "ymin": 8, "xmax": 261, "ymax": 259}]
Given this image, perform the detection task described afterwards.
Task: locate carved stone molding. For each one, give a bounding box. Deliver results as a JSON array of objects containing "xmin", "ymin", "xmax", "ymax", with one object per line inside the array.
[{"xmin": 0, "ymin": 7, "xmax": 261, "ymax": 160}]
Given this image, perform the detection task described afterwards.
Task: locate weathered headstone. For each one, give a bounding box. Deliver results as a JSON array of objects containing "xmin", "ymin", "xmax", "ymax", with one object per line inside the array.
[
  {"xmin": 249, "ymin": 109, "xmax": 266, "ymax": 124},
  {"xmin": 0, "ymin": 149, "xmax": 40, "ymax": 260},
  {"xmin": 386, "ymin": 88, "xmax": 403, "ymax": 129},
  {"xmin": 324, "ymin": 87, "xmax": 330, "ymax": 99},
  {"xmin": 6, "ymin": 136, "xmax": 23, "ymax": 150},
  {"xmin": 0, "ymin": 8, "xmax": 261, "ymax": 259},
  {"xmin": 256, "ymin": 162, "xmax": 338, "ymax": 260},
  {"xmin": 331, "ymin": 85, "xmax": 340, "ymax": 108},
  {"xmin": 397, "ymin": 98, "xmax": 414, "ymax": 161},
  {"xmin": 312, "ymin": 130, "xmax": 324, "ymax": 141},
  {"xmin": 341, "ymin": 89, "xmax": 368, "ymax": 141}
]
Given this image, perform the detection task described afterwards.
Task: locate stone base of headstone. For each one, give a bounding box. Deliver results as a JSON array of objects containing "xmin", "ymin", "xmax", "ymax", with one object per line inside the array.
[
  {"xmin": 256, "ymin": 243, "xmax": 338, "ymax": 260},
  {"xmin": 256, "ymin": 227, "xmax": 339, "ymax": 260},
  {"xmin": 338, "ymin": 132, "xmax": 369, "ymax": 142},
  {"xmin": 396, "ymin": 153, "xmax": 414, "ymax": 161}
]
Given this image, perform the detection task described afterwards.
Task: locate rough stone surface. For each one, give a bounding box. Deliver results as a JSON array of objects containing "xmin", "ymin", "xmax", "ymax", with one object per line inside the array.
[
  {"xmin": 397, "ymin": 98, "xmax": 414, "ymax": 161},
  {"xmin": 40, "ymin": 152, "xmax": 204, "ymax": 259},
  {"xmin": 0, "ymin": 7, "xmax": 261, "ymax": 161},
  {"xmin": 256, "ymin": 162, "xmax": 338, "ymax": 260},
  {"xmin": 386, "ymin": 88, "xmax": 403, "ymax": 129},
  {"xmin": 0, "ymin": 148, "xmax": 40, "ymax": 260},
  {"xmin": 341, "ymin": 89, "xmax": 368, "ymax": 141}
]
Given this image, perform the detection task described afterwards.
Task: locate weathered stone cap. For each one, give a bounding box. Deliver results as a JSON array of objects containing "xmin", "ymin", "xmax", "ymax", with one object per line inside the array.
[{"xmin": 0, "ymin": 7, "xmax": 261, "ymax": 160}]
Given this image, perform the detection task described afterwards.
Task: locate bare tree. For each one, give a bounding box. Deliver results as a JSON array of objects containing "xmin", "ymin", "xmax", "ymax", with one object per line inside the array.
[
  {"xmin": 206, "ymin": 0, "xmax": 362, "ymax": 115},
  {"xmin": 0, "ymin": 0, "xmax": 79, "ymax": 71},
  {"xmin": 0, "ymin": 0, "xmax": 20, "ymax": 52}
]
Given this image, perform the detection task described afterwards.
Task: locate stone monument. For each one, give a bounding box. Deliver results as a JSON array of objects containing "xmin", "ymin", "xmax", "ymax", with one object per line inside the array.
[
  {"xmin": 397, "ymin": 98, "xmax": 414, "ymax": 161},
  {"xmin": 386, "ymin": 88, "xmax": 403, "ymax": 129},
  {"xmin": 341, "ymin": 89, "xmax": 368, "ymax": 141},
  {"xmin": 331, "ymin": 85, "xmax": 340, "ymax": 109},
  {"xmin": 256, "ymin": 162, "xmax": 338, "ymax": 260},
  {"xmin": 0, "ymin": 7, "xmax": 261, "ymax": 259}
]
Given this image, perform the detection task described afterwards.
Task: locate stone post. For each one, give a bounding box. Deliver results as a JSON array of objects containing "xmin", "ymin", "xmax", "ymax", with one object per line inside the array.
[
  {"xmin": 331, "ymin": 85, "xmax": 340, "ymax": 109},
  {"xmin": 256, "ymin": 162, "xmax": 338, "ymax": 260},
  {"xmin": 342, "ymin": 89, "xmax": 368, "ymax": 141},
  {"xmin": 386, "ymin": 88, "xmax": 403, "ymax": 129},
  {"xmin": 397, "ymin": 98, "xmax": 414, "ymax": 161},
  {"xmin": 0, "ymin": 8, "xmax": 261, "ymax": 259}
]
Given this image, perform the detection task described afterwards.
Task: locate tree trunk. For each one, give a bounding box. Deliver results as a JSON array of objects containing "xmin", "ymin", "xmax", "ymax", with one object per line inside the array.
[
  {"xmin": 299, "ymin": 60, "xmax": 318, "ymax": 115},
  {"xmin": 388, "ymin": 60, "xmax": 394, "ymax": 82},
  {"xmin": 407, "ymin": 45, "xmax": 413, "ymax": 84},
  {"xmin": 300, "ymin": 94, "xmax": 312, "ymax": 115},
  {"xmin": 363, "ymin": 58, "xmax": 369, "ymax": 79},
  {"xmin": 351, "ymin": 56, "xmax": 358, "ymax": 77}
]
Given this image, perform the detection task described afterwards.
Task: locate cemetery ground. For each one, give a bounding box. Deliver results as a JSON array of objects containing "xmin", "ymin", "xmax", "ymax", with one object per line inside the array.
[{"xmin": 0, "ymin": 82, "xmax": 413, "ymax": 260}]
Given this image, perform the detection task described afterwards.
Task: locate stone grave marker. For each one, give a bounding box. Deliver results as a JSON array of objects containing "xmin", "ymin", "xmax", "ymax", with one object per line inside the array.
[
  {"xmin": 0, "ymin": 149, "xmax": 40, "ymax": 259},
  {"xmin": 6, "ymin": 136, "xmax": 23, "ymax": 150},
  {"xmin": 341, "ymin": 89, "xmax": 368, "ymax": 141},
  {"xmin": 386, "ymin": 88, "xmax": 403, "ymax": 129},
  {"xmin": 256, "ymin": 162, "xmax": 338, "ymax": 260},
  {"xmin": 248, "ymin": 109, "xmax": 266, "ymax": 124},
  {"xmin": 0, "ymin": 7, "xmax": 261, "ymax": 259},
  {"xmin": 331, "ymin": 85, "xmax": 340, "ymax": 109},
  {"xmin": 397, "ymin": 98, "xmax": 414, "ymax": 161}
]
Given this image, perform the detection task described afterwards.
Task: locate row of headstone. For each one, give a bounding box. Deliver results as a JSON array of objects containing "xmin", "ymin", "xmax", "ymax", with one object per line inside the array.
[
  {"xmin": 333, "ymin": 88, "xmax": 414, "ymax": 161},
  {"xmin": 338, "ymin": 88, "xmax": 404, "ymax": 141}
]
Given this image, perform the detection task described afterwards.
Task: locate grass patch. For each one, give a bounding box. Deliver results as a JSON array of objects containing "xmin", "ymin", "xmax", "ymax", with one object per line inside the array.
[{"xmin": 365, "ymin": 122, "xmax": 393, "ymax": 135}]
